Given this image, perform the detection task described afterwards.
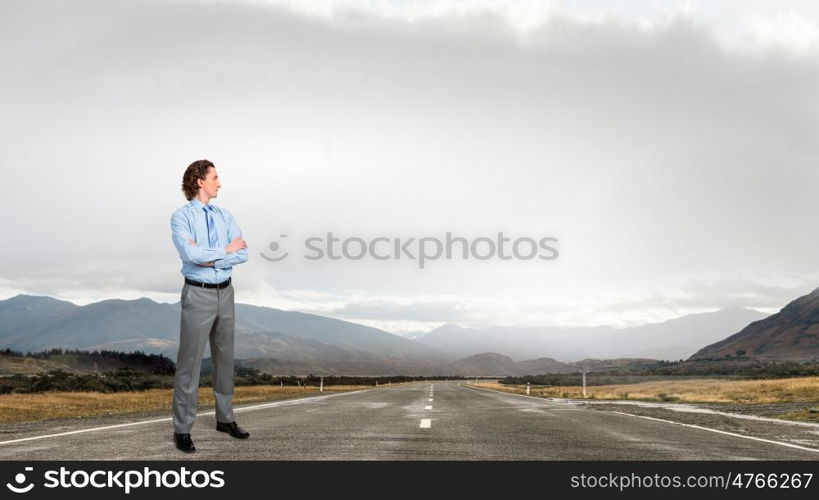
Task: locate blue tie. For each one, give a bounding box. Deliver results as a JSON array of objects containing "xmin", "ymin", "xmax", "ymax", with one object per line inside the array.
[{"xmin": 204, "ymin": 206, "xmax": 218, "ymax": 248}]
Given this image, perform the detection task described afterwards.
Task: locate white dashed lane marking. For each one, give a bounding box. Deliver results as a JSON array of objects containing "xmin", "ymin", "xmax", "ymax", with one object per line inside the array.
[
  {"xmin": 423, "ymin": 386, "xmax": 435, "ymax": 428},
  {"xmin": 421, "ymin": 385, "xmax": 435, "ymax": 428}
]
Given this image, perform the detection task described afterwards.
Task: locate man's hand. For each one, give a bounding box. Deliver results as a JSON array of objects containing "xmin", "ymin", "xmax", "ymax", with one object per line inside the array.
[{"xmin": 226, "ymin": 237, "xmax": 248, "ymax": 254}]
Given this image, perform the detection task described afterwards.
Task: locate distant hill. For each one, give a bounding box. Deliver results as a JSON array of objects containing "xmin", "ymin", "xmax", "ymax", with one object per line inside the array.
[
  {"xmin": 0, "ymin": 349, "xmax": 174, "ymax": 375},
  {"xmin": 233, "ymin": 304, "xmax": 439, "ymax": 360},
  {"xmin": 587, "ymin": 308, "xmax": 769, "ymax": 360},
  {"xmin": 690, "ymin": 287, "xmax": 819, "ymax": 361},
  {"xmin": 419, "ymin": 323, "xmax": 609, "ymax": 360},
  {"xmin": 447, "ymin": 353, "xmax": 661, "ymax": 376},
  {"xmin": 0, "ymin": 294, "xmax": 454, "ymax": 375},
  {"xmin": 235, "ymin": 331, "xmax": 453, "ymax": 375},
  {"xmin": 516, "ymin": 357, "xmax": 575, "ymax": 374},
  {"xmin": 0, "ymin": 294, "xmax": 79, "ymax": 346},
  {"xmin": 451, "ymin": 352, "xmax": 521, "ymax": 377},
  {"xmin": 568, "ymin": 358, "xmax": 661, "ymax": 372},
  {"xmin": 0, "ymin": 351, "xmax": 78, "ymax": 375},
  {"xmin": 420, "ymin": 308, "xmax": 768, "ymax": 361},
  {"xmin": 1, "ymin": 297, "xmax": 181, "ymax": 352}
]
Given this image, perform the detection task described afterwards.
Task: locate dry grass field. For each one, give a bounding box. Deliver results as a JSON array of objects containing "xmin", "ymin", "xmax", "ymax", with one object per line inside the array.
[
  {"xmin": 0, "ymin": 385, "xmax": 370, "ymax": 424},
  {"xmin": 476, "ymin": 377, "xmax": 819, "ymax": 404}
]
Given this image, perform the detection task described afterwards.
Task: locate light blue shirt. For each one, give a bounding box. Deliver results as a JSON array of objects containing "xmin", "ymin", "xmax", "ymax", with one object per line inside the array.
[{"xmin": 170, "ymin": 199, "xmax": 248, "ymax": 283}]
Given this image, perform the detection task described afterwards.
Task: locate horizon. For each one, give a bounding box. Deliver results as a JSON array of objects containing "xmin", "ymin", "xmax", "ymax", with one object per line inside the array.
[{"xmin": 0, "ymin": 291, "xmax": 776, "ymax": 336}]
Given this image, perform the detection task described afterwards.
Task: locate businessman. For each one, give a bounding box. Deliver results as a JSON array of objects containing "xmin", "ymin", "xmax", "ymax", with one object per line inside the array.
[{"xmin": 170, "ymin": 159, "xmax": 249, "ymax": 453}]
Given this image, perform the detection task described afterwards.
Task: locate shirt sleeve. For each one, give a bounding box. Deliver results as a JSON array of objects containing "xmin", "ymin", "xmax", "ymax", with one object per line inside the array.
[
  {"xmin": 171, "ymin": 211, "xmax": 227, "ymax": 264},
  {"xmin": 213, "ymin": 209, "xmax": 249, "ymax": 269}
]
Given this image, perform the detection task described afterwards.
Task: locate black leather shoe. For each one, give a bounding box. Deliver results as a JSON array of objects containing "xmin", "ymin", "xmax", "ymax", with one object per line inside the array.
[
  {"xmin": 174, "ymin": 433, "xmax": 196, "ymax": 453},
  {"xmin": 216, "ymin": 421, "xmax": 250, "ymax": 439}
]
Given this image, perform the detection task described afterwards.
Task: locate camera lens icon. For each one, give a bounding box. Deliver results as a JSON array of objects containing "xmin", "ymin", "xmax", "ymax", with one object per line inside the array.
[{"xmin": 6, "ymin": 467, "xmax": 34, "ymax": 494}]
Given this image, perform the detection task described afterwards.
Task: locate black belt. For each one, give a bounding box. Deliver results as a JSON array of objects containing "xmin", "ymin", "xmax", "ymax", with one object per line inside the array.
[{"xmin": 184, "ymin": 277, "xmax": 231, "ymax": 289}]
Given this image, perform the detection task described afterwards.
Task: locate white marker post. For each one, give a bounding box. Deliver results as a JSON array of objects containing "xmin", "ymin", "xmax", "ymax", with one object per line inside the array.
[
  {"xmin": 526, "ymin": 383, "xmax": 530, "ymax": 395},
  {"xmin": 320, "ymin": 377, "xmax": 324, "ymax": 392},
  {"xmin": 376, "ymin": 380, "xmax": 379, "ymax": 387},
  {"xmin": 582, "ymin": 370, "xmax": 587, "ymax": 398}
]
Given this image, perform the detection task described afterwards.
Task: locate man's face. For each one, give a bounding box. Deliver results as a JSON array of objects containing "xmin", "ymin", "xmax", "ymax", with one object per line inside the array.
[{"xmin": 198, "ymin": 166, "xmax": 221, "ymax": 199}]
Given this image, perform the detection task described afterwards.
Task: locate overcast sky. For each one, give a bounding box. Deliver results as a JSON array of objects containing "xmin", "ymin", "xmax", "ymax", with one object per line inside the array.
[{"xmin": 2, "ymin": 0, "xmax": 818, "ymax": 333}]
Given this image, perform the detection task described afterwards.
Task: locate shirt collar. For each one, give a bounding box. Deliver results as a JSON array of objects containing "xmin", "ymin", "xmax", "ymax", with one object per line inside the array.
[{"xmin": 189, "ymin": 198, "xmax": 210, "ymax": 210}]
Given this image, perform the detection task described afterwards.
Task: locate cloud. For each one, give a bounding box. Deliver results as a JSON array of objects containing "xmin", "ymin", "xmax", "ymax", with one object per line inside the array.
[
  {"xmin": 1, "ymin": 0, "xmax": 818, "ymax": 329},
  {"xmin": 742, "ymin": 10, "xmax": 819, "ymax": 53},
  {"xmin": 222, "ymin": 0, "xmax": 819, "ymax": 53}
]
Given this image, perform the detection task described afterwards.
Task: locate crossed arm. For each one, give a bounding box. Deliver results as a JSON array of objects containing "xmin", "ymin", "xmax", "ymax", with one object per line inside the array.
[{"xmin": 170, "ymin": 211, "xmax": 248, "ymax": 269}]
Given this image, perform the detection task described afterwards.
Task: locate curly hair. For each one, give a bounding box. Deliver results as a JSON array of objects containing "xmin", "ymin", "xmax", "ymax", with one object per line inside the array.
[{"xmin": 181, "ymin": 159, "xmax": 215, "ymax": 200}]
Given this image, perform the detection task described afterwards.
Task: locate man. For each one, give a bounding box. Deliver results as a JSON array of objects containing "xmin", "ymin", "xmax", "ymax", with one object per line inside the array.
[{"xmin": 170, "ymin": 159, "xmax": 250, "ymax": 453}]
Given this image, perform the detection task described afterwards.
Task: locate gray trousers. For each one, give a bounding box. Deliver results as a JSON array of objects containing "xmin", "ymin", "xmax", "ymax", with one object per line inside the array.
[{"xmin": 172, "ymin": 282, "xmax": 235, "ymax": 434}]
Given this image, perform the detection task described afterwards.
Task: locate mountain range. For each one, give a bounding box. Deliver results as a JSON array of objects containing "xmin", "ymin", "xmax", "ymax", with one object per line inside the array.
[
  {"xmin": 418, "ymin": 307, "xmax": 768, "ymax": 361},
  {"xmin": 449, "ymin": 352, "xmax": 661, "ymax": 377},
  {"xmin": 2, "ymin": 288, "xmax": 818, "ymax": 375},
  {"xmin": 690, "ymin": 286, "xmax": 819, "ymax": 361},
  {"xmin": 0, "ymin": 294, "xmax": 451, "ymax": 375}
]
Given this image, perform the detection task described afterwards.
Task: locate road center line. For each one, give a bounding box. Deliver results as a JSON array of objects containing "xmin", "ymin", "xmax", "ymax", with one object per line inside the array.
[
  {"xmin": 425, "ymin": 405, "xmax": 432, "ymax": 410},
  {"xmin": 420, "ymin": 419, "xmax": 431, "ymax": 428}
]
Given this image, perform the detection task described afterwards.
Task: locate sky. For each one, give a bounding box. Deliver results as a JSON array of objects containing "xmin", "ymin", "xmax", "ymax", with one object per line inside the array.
[{"xmin": 2, "ymin": 0, "xmax": 819, "ymax": 334}]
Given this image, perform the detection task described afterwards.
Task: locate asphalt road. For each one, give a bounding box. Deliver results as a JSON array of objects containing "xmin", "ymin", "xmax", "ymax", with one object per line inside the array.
[{"xmin": 1, "ymin": 381, "xmax": 817, "ymax": 460}]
